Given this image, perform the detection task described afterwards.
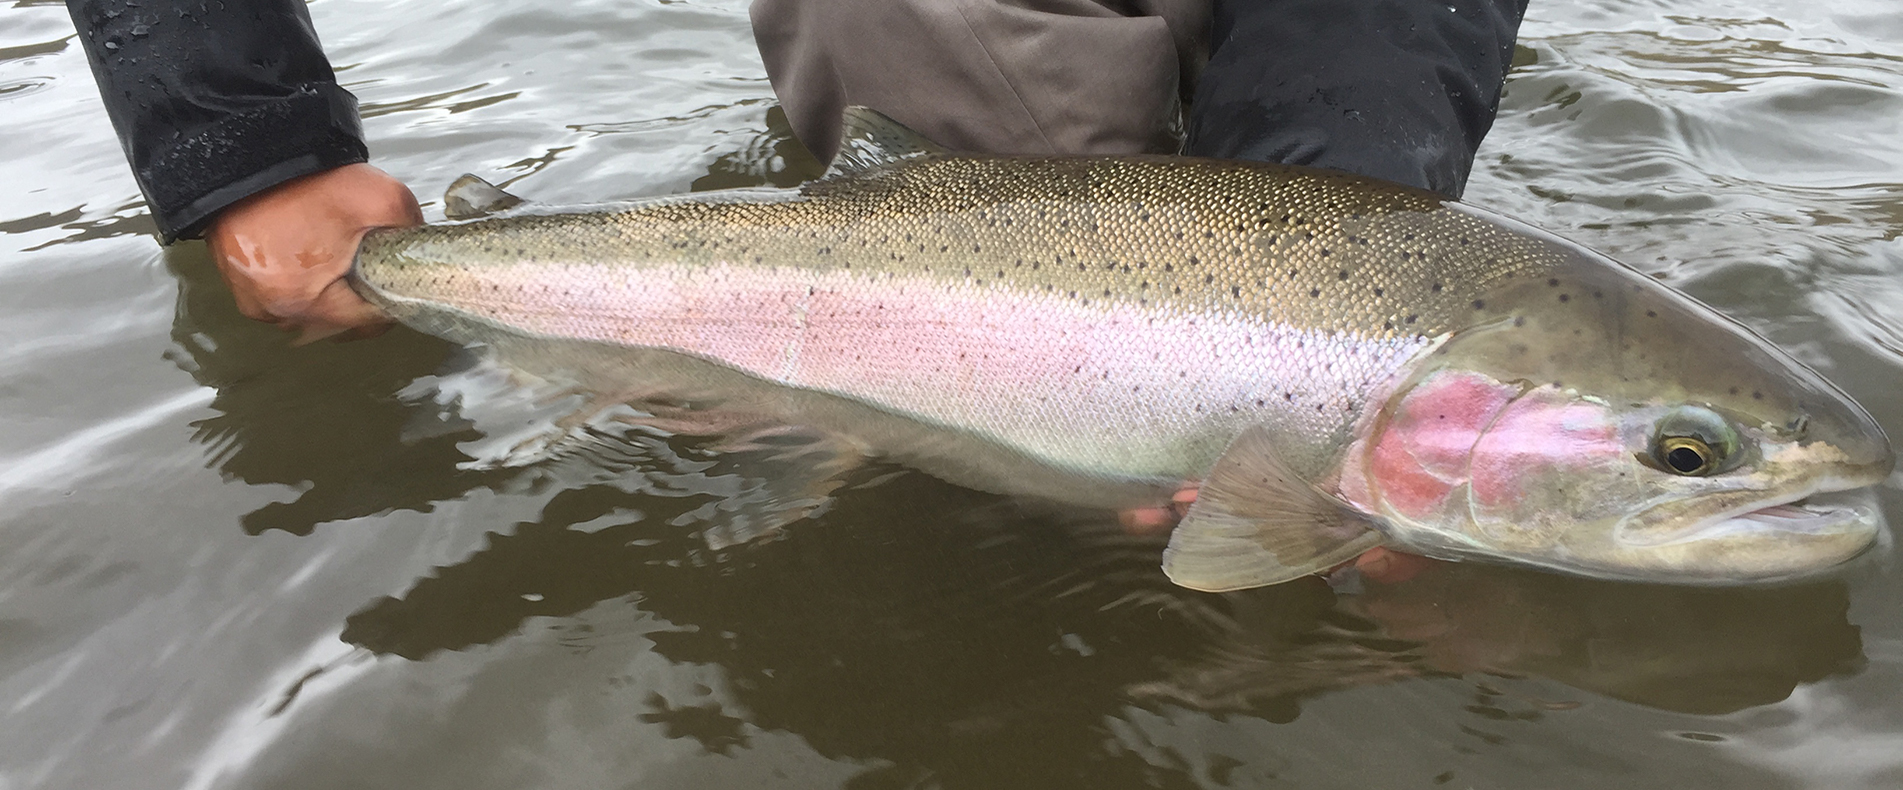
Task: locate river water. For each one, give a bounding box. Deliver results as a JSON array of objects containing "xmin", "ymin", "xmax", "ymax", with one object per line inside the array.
[{"xmin": 3, "ymin": 1, "xmax": 1902, "ymax": 788}]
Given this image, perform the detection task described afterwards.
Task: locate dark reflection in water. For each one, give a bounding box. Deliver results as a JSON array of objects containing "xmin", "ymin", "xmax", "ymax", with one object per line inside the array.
[
  {"xmin": 333, "ymin": 444, "xmax": 1860, "ymax": 785},
  {"xmin": 164, "ymin": 244, "xmax": 510, "ymax": 535},
  {"xmin": 690, "ymin": 106, "xmax": 828, "ymax": 192}
]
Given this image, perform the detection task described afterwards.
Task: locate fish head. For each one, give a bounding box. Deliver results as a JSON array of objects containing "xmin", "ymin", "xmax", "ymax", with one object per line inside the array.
[{"xmin": 1340, "ymin": 239, "xmax": 1892, "ymax": 583}]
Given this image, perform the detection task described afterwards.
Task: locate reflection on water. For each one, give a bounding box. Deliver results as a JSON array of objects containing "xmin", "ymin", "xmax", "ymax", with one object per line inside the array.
[
  {"xmin": 5, "ymin": 0, "xmax": 1903, "ymax": 786},
  {"xmin": 165, "ymin": 245, "xmax": 506, "ymax": 535}
]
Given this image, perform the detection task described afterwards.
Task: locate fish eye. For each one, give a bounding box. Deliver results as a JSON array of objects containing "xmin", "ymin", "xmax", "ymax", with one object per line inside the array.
[
  {"xmin": 1657, "ymin": 436, "xmax": 1714, "ymax": 475},
  {"xmin": 1649, "ymin": 405, "xmax": 1741, "ymax": 476}
]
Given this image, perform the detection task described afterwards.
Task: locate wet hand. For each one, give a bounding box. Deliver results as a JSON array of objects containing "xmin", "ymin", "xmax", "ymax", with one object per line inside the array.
[{"xmin": 205, "ymin": 163, "xmax": 423, "ymax": 342}]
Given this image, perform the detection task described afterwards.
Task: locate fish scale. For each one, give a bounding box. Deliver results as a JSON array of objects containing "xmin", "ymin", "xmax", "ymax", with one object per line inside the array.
[{"xmin": 364, "ymin": 157, "xmax": 1518, "ymax": 480}]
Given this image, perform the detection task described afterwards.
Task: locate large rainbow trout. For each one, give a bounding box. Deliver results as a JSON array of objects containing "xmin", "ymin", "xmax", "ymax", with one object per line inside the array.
[{"xmin": 352, "ymin": 108, "xmax": 1892, "ymax": 590}]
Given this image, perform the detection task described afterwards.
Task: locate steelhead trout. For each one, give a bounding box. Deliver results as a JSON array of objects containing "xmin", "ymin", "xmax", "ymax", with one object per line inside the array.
[{"xmin": 351, "ymin": 108, "xmax": 1893, "ymax": 591}]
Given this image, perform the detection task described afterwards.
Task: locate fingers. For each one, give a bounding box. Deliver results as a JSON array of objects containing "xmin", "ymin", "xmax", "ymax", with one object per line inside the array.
[
  {"xmin": 290, "ymin": 277, "xmax": 396, "ymax": 344},
  {"xmin": 1119, "ymin": 482, "xmax": 1201, "ymax": 535},
  {"xmin": 1118, "ymin": 505, "xmax": 1175, "ymax": 535},
  {"xmin": 1354, "ymin": 546, "xmax": 1436, "ymax": 584},
  {"xmin": 204, "ymin": 164, "xmax": 421, "ymax": 338}
]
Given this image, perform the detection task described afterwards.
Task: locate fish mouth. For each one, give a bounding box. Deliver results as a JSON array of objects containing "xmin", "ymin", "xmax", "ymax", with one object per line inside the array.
[
  {"xmin": 1610, "ymin": 489, "xmax": 1882, "ymax": 582},
  {"xmin": 1621, "ymin": 489, "xmax": 1878, "ymax": 546},
  {"xmin": 1684, "ymin": 496, "xmax": 1878, "ymax": 542}
]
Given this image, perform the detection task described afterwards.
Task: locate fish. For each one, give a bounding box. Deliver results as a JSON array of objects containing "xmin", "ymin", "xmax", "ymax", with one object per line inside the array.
[{"xmin": 349, "ymin": 107, "xmax": 1893, "ymax": 591}]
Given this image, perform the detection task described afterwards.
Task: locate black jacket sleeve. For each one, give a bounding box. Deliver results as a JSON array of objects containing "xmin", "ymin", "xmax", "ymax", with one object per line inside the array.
[
  {"xmin": 66, "ymin": 0, "xmax": 368, "ymax": 243},
  {"xmin": 1189, "ymin": 0, "xmax": 1528, "ymax": 199}
]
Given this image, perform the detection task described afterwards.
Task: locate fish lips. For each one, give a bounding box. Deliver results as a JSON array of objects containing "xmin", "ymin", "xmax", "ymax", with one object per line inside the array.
[{"xmin": 1610, "ymin": 484, "xmax": 1883, "ymax": 583}]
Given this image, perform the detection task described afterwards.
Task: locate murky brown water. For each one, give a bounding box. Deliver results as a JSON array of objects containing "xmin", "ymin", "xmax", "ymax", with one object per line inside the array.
[{"xmin": 3, "ymin": 1, "xmax": 1902, "ymax": 788}]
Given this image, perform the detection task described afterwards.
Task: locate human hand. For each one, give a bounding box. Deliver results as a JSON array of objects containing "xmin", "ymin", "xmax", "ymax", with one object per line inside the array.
[{"xmin": 204, "ymin": 163, "xmax": 423, "ymax": 342}]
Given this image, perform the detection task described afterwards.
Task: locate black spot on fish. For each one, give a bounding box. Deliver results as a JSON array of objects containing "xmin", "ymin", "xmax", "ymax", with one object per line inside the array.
[
  {"xmin": 1548, "ymin": 278, "xmax": 1560, "ymax": 287},
  {"xmin": 1729, "ymin": 387, "xmax": 1740, "ymax": 395},
  {"xmin": 1753, "ymin": 391, "xmax": 1763, "ymax": 400},
  {"xmin": 1559, "ymin": 294, "xmax": 1570, "ymax": 302},
  {"xmin": 1432, "ymin": 282, "xmax": 1444, "ymax": 292},
  {"xmin": 1338, "ymin": 270, "xmax": 1349, "ymax": 280},
  {"xmin": 1310, "ymin": 288, "xmax": 1321, "ymax": 297},
  {"xmin": 1231, "ymin": 286, "xmax": 1241, "ymax": 298},
  {"xmin": 1373, "ymin": 287, "xmax": 1384, "ymax": 297},
  {"xmin": 1647, "ymin": 310, "xmax": 1658, "ymax": 318},
  {"xmin": 1473, "ymin": 300, "xmax": 1486, "ymax": 310},
  {"xmin": 1514, "ymin": 316, "xmax": 1526, "ymax": 327},
  {"xmin": 1406, "ymin": 314, "xmax": 1418, "ymax": 324}
]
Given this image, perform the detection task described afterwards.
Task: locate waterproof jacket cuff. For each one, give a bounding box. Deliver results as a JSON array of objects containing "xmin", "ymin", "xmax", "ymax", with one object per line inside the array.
[{"xmin": 142, "ymin": 84, "xmax": 369, "ymax": 244}]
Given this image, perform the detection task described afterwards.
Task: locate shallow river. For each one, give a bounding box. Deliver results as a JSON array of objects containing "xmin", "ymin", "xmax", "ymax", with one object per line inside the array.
[{"xmin": 4, "ymin": 1, "xmax": 1903, "ymax": 788}]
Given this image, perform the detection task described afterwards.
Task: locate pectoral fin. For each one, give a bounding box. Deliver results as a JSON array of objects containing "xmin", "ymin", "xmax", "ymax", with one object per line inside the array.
[{"xmin": 1163, "ymin": 427, "xmax": 1382, "ymax": 592}]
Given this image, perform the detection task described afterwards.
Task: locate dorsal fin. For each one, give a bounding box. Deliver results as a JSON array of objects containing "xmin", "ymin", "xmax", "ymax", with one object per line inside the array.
[
  {"xmin": 821, "ymin": 106, "xmax": 948, "ymax": 179},
  {"xmin": 443, "ymin": 174, "xmax": 525, "ymax": 220}
]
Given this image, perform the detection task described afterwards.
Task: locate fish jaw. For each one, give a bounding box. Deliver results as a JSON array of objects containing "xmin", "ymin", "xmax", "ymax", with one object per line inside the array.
[{"xmin": 1599, "ymin": 436, "xmax": 1891, "ymax": 583}]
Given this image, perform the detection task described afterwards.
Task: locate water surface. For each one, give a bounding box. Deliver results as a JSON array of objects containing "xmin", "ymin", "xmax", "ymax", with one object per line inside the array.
[{"xmin": 2, "ymin": 0, "xmax": 1902, "ymax": 788}]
